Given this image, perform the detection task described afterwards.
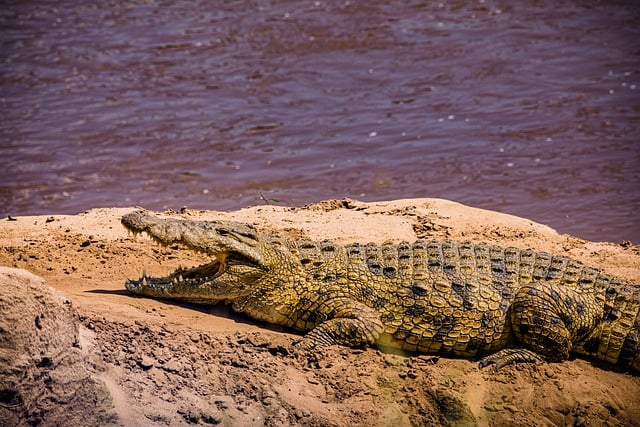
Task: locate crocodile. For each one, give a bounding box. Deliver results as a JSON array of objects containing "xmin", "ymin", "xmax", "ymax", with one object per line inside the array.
[{"xmin": 121, "ymin": 210, "xmax": 640, "ymax": 372}]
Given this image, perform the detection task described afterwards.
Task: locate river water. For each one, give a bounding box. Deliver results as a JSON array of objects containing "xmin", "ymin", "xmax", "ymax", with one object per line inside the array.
[{"xmin": 1, "ymin": 1, "xmax": 639, "ymax": 243}]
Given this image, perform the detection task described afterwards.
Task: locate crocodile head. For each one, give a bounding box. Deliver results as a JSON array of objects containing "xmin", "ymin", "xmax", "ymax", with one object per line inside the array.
[{"xmin": 121, "ymin": 210, "xmax": 272, "ymax": 303}]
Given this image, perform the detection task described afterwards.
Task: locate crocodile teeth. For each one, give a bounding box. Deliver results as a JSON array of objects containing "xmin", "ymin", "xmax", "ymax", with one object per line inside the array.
[
  {"xmin": 179, "ymin": 275, "xmax": 184, "ymax": 282},
  {"xmin": 142, "ymin": 277, "xmax": 148, "ymax": 287}
]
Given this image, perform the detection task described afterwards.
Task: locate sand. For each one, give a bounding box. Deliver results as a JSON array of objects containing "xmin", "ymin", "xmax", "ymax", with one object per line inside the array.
[{"xmin": 0, "ymin": 198, "xmax": 638, "ymax": 426}]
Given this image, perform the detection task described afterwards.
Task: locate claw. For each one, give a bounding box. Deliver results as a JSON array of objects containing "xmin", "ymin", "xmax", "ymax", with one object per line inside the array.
[{"xmin": 479, "ymin": 348, "xmax": 543, "ymax": 370}]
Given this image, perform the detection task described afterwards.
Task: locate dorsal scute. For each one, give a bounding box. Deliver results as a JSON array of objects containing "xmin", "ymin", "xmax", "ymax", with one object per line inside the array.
[
  {"xmin": 346, "ymin": 242, "xmax": 365, "ymax": 263},
  {"xmin": 286, "ymin": 238, "xmax": 623, "ymax": 295},
  {"xmin": 293, "ymin": 238, "xmax": 326, "ymax": 268}
]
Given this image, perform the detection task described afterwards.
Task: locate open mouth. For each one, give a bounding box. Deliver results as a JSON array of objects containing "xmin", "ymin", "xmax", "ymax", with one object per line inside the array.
[
  {"xmin": 171, "ymin": 258, "xmax": 224, "ymax": 282},
  {"xmin": 126, "ymin": 257, "xmax": 225, "ymax": 290},
  {"xmin": 123, "ymin": 221, "xmax": 230, "ymax": 289}
]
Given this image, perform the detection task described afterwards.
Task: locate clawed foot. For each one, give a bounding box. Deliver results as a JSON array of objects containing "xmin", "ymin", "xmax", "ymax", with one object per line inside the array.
[
  {"xmin": 479, "ymin": 348, "xmax": 544, "ymax": 370},
  {"xmin": 292, "ymin": 337, "xmax": 317, "ymax": 352}
]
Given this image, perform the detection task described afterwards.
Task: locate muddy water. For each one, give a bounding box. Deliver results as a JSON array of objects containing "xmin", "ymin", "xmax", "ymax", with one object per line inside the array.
[{"xmin": 1, "ymin": 1, "xmax": 639, "ymax": 243}]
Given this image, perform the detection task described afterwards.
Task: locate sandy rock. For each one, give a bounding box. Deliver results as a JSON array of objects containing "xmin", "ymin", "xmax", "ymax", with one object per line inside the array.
[{"xmin": 0, "ymin": 267, "xmax": 115, "ymax": 426}]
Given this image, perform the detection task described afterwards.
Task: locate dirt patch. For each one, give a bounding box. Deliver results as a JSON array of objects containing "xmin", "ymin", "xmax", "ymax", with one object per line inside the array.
[{"xmin": 0, "ymin": 198, "xmax": 638, "ymax": 426}]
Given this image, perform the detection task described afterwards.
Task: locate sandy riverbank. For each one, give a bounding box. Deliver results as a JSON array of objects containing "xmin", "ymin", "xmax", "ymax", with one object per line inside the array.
[{"xmin": 1, "ymin": 198, "xmax": 638, "ymax": 426}]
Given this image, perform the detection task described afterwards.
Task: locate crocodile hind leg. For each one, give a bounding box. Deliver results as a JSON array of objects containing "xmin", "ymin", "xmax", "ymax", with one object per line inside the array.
[
  {"xmin": 480, "ymin": 281, "xmax": 602, "ymax": 369},
  {"xmin": 294, "ymin": 298, "xmax": 384, "ymax": 349}
]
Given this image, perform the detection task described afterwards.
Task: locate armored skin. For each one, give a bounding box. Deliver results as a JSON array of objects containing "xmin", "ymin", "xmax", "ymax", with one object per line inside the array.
[{"xmin": 121, "ymin": 210, "xmax": 640, "ymax": 372}]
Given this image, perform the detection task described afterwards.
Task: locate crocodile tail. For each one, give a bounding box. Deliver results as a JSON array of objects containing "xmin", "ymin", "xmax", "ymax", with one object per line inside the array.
[{"xmin": 576, "ymin": 280, "xmax": 640, "ymax": 372}]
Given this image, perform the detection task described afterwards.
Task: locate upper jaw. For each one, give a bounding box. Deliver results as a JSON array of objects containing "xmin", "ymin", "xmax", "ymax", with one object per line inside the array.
[{"xmin": 121, "ymin": 210, "xmax": 267, "ymax": 267}]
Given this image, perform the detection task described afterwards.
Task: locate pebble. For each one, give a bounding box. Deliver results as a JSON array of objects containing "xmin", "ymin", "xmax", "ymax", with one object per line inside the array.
[
  {"xmin": 139, "ymin": 356, "xmax": 155, "ymax": 370},
  {"xmin": 163, "ymin": 359, "xmax": 182, "ymax": 373}
]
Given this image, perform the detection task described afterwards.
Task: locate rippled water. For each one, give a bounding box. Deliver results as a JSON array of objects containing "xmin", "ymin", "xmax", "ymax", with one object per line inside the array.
[{"xmin": 1, "ymin": 1, "xmax": 639, "ymax": 243}]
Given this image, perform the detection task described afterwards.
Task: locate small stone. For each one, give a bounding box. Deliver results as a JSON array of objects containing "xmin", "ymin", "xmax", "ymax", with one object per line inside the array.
[
  {"xmin": 163, "ymin": 359, "xmax": 181, "ymax": 373},
  {"xmin": 200, "ymin": 410, "xmax": 222, "ymax": 425},
  {"xmin": 484, "ymin": 403, "xmax": 503, "ymax": 412},
  {"xmin": 139, "ymin": 356, "xmax": 155, "ymax": 370},
  {"xmin": 503, "ymin": 404, "xmax": 518, "ymax": 413}
]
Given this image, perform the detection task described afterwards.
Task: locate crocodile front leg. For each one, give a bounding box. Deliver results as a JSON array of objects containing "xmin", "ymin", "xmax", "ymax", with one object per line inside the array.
[{"xmin": 295, "ymin": 298, "xmax": 384, "ymax": 349}]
